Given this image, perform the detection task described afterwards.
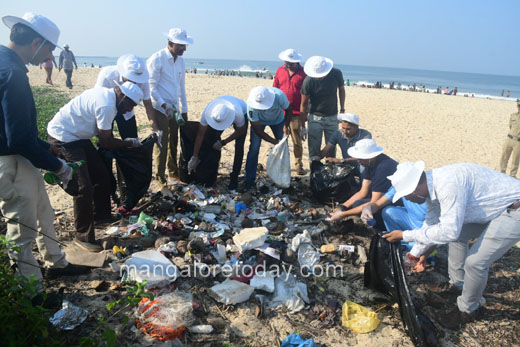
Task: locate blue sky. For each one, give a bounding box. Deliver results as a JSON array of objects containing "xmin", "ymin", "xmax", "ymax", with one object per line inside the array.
[{"xmin": 2, "ymin": 0, "xmax": 519, "ymax": 76}]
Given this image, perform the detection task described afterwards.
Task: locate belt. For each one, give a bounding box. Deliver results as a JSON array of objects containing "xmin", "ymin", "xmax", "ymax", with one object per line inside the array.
[
  {"xmin": 507, "ymin": 134, "xmax": 520, "ymax": 142},
  {"xmin": 510, "ymin": 200, "xmax": 520, "ymax": 210}
]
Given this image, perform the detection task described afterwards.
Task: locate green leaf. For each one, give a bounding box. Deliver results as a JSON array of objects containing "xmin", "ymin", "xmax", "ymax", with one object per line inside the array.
[{"xmin": 101, "ymin": 328, "xmax": 117, "ymax": 347}]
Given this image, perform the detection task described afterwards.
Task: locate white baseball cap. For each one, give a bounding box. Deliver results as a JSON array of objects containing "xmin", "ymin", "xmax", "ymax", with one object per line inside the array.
[
  {"xmin": 278, "ymin": 48, "xmax": 303, "ymax": 63},
  {"xmin": 387, "ymin": 161, "xmax": 426, "ymax": 203},
  {"xmin": 63, "ymin": 43, "xmax": 69, "ymax": 48},
  {"xmin": 204, "ymin": 99, "xmax": 235, "ymax": 131},
  {"xmin": 247, "ymin": 86, "xmax": 275, "ymax": 110},
  {"xmin": 165, "ymin": 28, "xmax": 194, "ymax": 45},
  {"xmin": 116, "ymin": 81, "xmax": 143, "ymax": 106},
  {"xmin": 338, "ymin": 113, "xmax": 359, "ymax": 125},
  {"xmin": 347, "ymin": 139, "xmax": 384, "ymax": 159},
  {"xmin": 116, "ymin": 54, "xmax": 149, "ymax": 83},
  {"xmin": 3, "ymin": 12, "xmax": 61, "ymax": 48},
  {"xmin": 304, "ymin": 56, "xmax": 334, "ymax": 78}
]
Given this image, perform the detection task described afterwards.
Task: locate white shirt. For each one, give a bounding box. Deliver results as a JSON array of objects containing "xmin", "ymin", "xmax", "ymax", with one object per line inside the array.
[
  {"xmin": 48, "ymin": 88, "xmax": 117, "ymax": 143},
  {"xmin": 404, "ymin": 163, "xmax": 520, "ymax": 253},
  {"xmin": 200, "ymin": 96, "xmax": 246, "ymax": 128},
  {"xmin": 95, "ymin": 65, "xmax": 150, "ymax": 121},
  {"xmin": 146, "ymin": 48, "xmax": 187, "ymax": 114}
]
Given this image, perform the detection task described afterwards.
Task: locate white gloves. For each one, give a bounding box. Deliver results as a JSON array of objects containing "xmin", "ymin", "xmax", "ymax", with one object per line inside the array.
[
  {"xmin": 213, "ymin": 140, "xmax": 223, "ymax": 151},
  {"xmin": 188, "ymin": 156, "xmax": 199, "ymax": 173},
  {"xmin": 124, "ymin": 138, "xmax": 142, "ymax": 147},
  {"xmin": 164, "ymin": 106, "xmax": 176, "ymax": 119},
  {"xmin": 154, "ymin": 130, "xmax": 163, "ymax": 147},
  {"xmin": 330, "ymin": 210, "xmax": 345, "ymax": 221},
  {"xmin": 55, "ymin": 158, "xmax": 73, "ymax": 189},
  {"xmin": 309, "ymin": 156, "xmax": 321, "ymax": 162},
  {"xmin": 300, "ymin": 127, "xmax": 308, "ymax": 141},
  {"xmin": 361, "ymin": 205, "xmax": 374, "ymax": 223}
]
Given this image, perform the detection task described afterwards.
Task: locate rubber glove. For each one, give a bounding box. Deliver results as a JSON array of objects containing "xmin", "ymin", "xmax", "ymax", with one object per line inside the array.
[
  {"xmin": 55, "ymin": 158, "xmax": 73, "ymax": 189},
  {"xmin": 361, "ymin": 205, "xmax": 374, "ymax": 223},
  {"xmin": 154, "ymin": 130, "xmax": 163, "ymax": 147},
  {"xmin": 213, "ymin": 140, "xmax": 223, "ymax": 151},
  {"xmin": 300, "ymin": 127, "xmax": 308, "ymax": 141},
  {"xmin": 188, "ymin": 156, "xmax": 199, "ymax": 173},
  {"xmin": 124, "ymin": 138, "xmax": 142, "ymax": 147}
]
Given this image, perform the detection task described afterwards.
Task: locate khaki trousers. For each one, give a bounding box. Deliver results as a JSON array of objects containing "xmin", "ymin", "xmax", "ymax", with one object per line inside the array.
[
  {"xmin": 154, "ymin": 110, "xmax": 179, "ymax": 178},
  {"xmin": 289, "ymin": 116, "xmax": 303, "ymax": 167},
  {"xmin": 0, "ymin": 155, "xmax": 67, "ymax": 281},
  {"xmin": 499, "ymin": 137, "xmax": 520, "ymax": 177}
]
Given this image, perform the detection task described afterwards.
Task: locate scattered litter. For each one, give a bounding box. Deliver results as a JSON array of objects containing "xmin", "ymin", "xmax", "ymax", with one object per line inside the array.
[
  {"xmin": 250, "ymin": 271, "xmax": 275, "ymax": 293},
  {"xmin": 232, "ymin": 227, "xmax": 268, "ymax": 252},
  {"xmin": 123, "ymin": 250, "xmax": 179, "ymax": 288},
  {"xmin": 209, "ymin": 279, "xmax": 254, "ymax": 305},
  {"xmin": 49, "ymin": 300, "xmax": 89, "ymax": 330},
  {"xmin": 188, "ymin": 325, "xmax": 214, "ymax": 334},
  {"xmin": 281, "ymin": 333, "xmax": 317, "ymax": 347},
  {"xmin": 341, "ymin": 300, "xmax": 380, "ymax": 333},
  {"xmin": 267, "ymin": 274, "xmax": 309, "ymax": 313}
]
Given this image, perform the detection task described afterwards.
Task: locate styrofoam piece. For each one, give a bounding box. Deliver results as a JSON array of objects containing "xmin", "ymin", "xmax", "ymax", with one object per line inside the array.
[
  {"xmin": 188, "ymin": 325, "xmax": 214, "ymax": 334},
  {"xmin": 250, "ymin": 271, "xmax": 275, "ymax": 293},
  {"xmin": 209, "ymin": 279, "xmax": 254, "ymax": 305},
  {"xmin": 232, "ymin": 227, "xmax": 268, "ymax": 252},
  {"xmin": 123, "ymin": 250, "xmax": 179, "ymax": 289}
]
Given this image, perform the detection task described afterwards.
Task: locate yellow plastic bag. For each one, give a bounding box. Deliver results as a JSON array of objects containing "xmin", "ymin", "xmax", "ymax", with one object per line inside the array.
[{"xmin": 341, "ymin": 301, "xmax": 380, "ymax": 333}]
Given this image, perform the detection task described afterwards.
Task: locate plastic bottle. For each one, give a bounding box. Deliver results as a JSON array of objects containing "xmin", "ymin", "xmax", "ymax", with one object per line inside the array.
[
  {"xmin": 170, "ymin": 104, "xmax": 185, "ymax": 126},
  {"xmin": 44, "ymin": 160, "xmax": 85, "ymax": 185}
]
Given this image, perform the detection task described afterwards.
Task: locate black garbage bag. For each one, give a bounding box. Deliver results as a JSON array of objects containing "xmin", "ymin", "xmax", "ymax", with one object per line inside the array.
[
  {"xmin": 364, "ymin": 234, "xmax": 438, "ymax": 347},
  {"xmin": 99, "ymin": 134, "xmax": 156, "ymax": 209},
  {"xmin": 179, "ymin": 121, "xmax": 222, "ymax": 187},
  {"xmin": 310, "ymin": 161, "xmax": 358, "ymax": 204}
]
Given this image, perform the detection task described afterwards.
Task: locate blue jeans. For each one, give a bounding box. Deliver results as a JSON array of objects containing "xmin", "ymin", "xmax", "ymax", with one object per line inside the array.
[{"xmin": 245, "ymin": 121, "xmax": 285, "ymax": 186}]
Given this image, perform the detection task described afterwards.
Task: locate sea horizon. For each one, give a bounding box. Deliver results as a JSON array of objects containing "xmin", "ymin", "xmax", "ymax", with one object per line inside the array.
[{"xmin": 71, "ymin": 56, "xmax": 520, "ymax": 100}]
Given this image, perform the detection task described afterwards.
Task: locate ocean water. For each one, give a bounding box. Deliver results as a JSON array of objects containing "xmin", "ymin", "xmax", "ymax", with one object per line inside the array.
[{"xmin": 74, "ymin": 56, "xmax": 520, "ymax": 99}]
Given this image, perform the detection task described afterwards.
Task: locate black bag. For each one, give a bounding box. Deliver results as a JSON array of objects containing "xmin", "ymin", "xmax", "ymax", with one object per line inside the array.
[
  {"xmin": 179, "ymin": 121, "xmax": 222, "ymax": 187},
  {"xmin": 310, "ymin": 161, "xmax": 358, "ymax": 204},
  {"xmin": 99, "ymin": 134, "xmax": 156, "ymax": 209},
  {"xmin": 364, "ymin": 234, "xmax": 438, "ymax": 347}
]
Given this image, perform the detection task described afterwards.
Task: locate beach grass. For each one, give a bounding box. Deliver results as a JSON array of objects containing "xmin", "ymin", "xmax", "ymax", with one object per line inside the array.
[{"xmin": 32, "ymin": 86, "xmax": 70, "ymax": 140}]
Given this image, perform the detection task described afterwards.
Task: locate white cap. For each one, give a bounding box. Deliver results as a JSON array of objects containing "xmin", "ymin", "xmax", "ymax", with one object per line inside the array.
[
  {"xmin": 204, "ymin": 99, "xmax": 235, "ymax": 131},
  {"xmin": 116, "ymin": 81, "xmax": 143, "ymax": 105},
  {"xmin": 116, "ymin": 54, "xmax": 149, "ymax": 83},
  {"xmin": 304, "ymin": 56, "xmax": 334, "ymax": 78},
  {"xmin": 338, "ymin": 113, "xmax": 359, "ymax": 125},
  {"xmin": 347, "ymin": 139, "xmax": 384, "ymax": 159},
  {"xmin": 247, "ymin": 86, "xmax": 275, "ymax": 110},
  {"xmin": 278, "ymin": 48, "xmax": 303, "ymax": 63},
  {"xmin": 387, "ymin": 161, "xmax": 426, "ymax": 203},
  {"xmin": 3, "ymin": 12, "xmax": 61, "ymax": 48},
  {"xmin": 165, "ymin": 28, "xmax": 194, "ymax": 45}
]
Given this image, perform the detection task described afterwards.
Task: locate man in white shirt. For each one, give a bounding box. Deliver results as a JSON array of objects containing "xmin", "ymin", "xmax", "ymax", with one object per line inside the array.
[
  {"xmin": 147, "ymin": 28, "xmax": 193, "ymax": 184},
  {"xmin": 48, "ymin": 82, "xmax": 143, "ymax": 252},
  {"xmin": 95, "ymin": 54, "xmax": 159, "ymax": 139},
  {"xmin": 187, "ymin": 96, "xmax": 248, "ymax": 188},
  {"xmin": 383, "ymin": 162, "xmax": 520, "ymax": 328}
]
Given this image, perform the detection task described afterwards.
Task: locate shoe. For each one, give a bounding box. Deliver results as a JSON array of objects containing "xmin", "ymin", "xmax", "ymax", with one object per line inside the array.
[
  {"xmin": 440, "ymin": 308, "xmax": 479, "ymax": 330},
  {"xmin": 45, "ymin": 263, "xmax": 90, "ymax": 279},
  {"xmin": 430, "ymin": 282, "xmax": 462, "ymax": 295},
  {"xmin": 74, "ymin": 239, "xmax": 103, "ymax": 253},
  {"xmin": 296, "ymin": 165, "xmax": 305, "ymax": 175},
  {"xmin": 228, "ymin": 178, "xmax": 238, "ymax": 190}
]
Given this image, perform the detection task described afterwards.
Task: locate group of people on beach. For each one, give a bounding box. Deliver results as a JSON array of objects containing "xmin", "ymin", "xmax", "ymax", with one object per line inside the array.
[{"xmin": 1, "ymin": 12, "xmax": 519, "ymax": 332}]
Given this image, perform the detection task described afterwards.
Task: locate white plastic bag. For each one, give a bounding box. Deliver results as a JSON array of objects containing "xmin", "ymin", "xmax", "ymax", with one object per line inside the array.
[{"xmin": 266, "ymin": 135, "xmax": 291, "ymax": 188}]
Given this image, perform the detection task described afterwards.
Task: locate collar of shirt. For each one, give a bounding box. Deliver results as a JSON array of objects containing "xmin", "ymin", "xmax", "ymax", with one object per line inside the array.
[{"xmin": 0, "ymin": 45, "xmax": 28, "ymax": 73}]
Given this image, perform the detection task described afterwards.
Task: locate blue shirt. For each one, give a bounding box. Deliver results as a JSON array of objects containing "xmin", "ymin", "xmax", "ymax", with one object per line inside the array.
[
  {"xmin": 384, "ymin": 186, "xmax": 426, "ymax": 228},
  {"xmin": 247, "ymin": 87, "xmax": 289, "ymax": 126},
  {"xmin": 362, "ymin": 154, "xmax": 398, "ymax": 193},
  {"xmin": 0, "ymin": 46, "xmax": 60, "ymax": 171}
]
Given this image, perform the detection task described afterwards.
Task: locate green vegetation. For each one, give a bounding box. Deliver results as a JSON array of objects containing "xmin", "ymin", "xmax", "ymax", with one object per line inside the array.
[{"xmin": 32, "ymin": 86, "xmax": 70, "ymax": 141}]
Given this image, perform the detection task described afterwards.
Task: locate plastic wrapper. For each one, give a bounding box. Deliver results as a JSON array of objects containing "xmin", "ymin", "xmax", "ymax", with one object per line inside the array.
[
  {"xmin": 341, "ymin": 300, "xmax": 380, "ymax": 333},
  {"xmin": 209, "ymin": 279, "xmax": 254, "ymax": 305},
  {"xmin": 281, "ymin": 333, "xmax": 317, "ymax": 347},
  {"xmin": 49, "ymin": 300, "xmax": 89, "ymax": 330},
  {"xmin": 136, "ymin": 291, "xmax": 194, "ymax": 341},
  {"xmin": 267, "ymin": 274, "xmax": 309, "ymax": 313},
  {"xmin": 297, "ymin": 243, "xmax": 320, "ymax": 270}
]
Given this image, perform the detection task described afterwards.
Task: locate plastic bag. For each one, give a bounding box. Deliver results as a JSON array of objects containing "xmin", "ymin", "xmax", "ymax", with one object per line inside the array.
[
  {"xmin": 266, "ymin": 135, "xmax": 291, "ymax": 188},
  {"xmin": 99, "ymin": 133, "xmax": 156, "ymax": 209},
  {"xmin": 341, "ymin": 301, "xmax": 380, "ymax": 333},
  {"xmin": 310, "ymin": 161, "xmax": 358, "ymax": 204},
  {"xmin": 281, "ymin": 333, "xmax": 317, "ymax": 347},
  {"xmin": 364, "ymin": 234, "xmax": 438, "ymax": 346},
  {"xmin": 136, "ymin": 291, "xmax": 194, "ymax": 341},
  {"xmin": 267, "ymin": 274, "xmax": 310, "ymax": 313},
  {"xmin": 179, "ymin": 121, "xmax": 222, "ymax": 186}
]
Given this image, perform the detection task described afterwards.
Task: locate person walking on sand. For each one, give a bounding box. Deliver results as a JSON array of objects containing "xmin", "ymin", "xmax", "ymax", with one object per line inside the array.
[
  {"xmin": 273, "ymin": 49, "xmax": 307, "ymax": 175},
  {"xmin": 147, "ymin": 28, "xmax": 193, "ymax": 185},
  {"xmin": 300, "ymin": 56, "xmax": 345, "ymax": 158},
  {"xmin": 40, "ymin": 55, "xmax": 56, "ymax": 85},
  {"xmin": 0, "ymin": 12, "xmax": 89, "ymax": 283},
  {"xmin": 58, "ymin": 43, "xmax": 77, "ymax": 89},
  {"xmin": 499, "ymin": 101, "xmax": 520, "ymax": 178}
]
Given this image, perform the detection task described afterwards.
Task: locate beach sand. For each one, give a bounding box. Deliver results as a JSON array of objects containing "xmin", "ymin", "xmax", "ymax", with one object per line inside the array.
[{"xmin": 27, "ymin": 66, "xmax": 519, "ymax": 345}]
